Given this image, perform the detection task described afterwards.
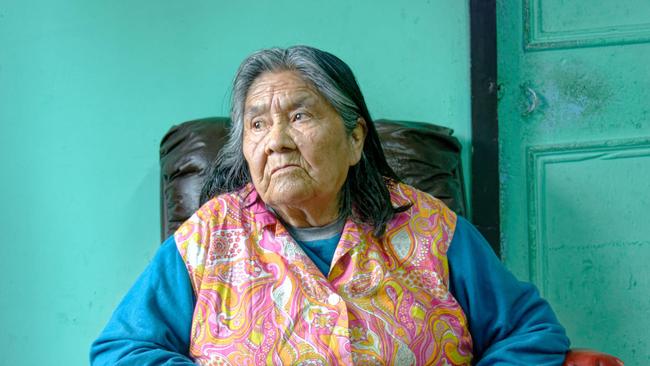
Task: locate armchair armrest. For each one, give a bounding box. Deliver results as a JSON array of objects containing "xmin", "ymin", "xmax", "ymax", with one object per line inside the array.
[{"xmin": 564, "ymin": 349, "xmax": 624, "ymax": 366}]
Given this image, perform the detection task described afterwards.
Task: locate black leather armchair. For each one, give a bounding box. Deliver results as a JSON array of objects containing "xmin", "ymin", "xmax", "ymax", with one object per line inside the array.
[{"xmin": 159, "ymin": 117, "xmax": 623, "ymax": 366}]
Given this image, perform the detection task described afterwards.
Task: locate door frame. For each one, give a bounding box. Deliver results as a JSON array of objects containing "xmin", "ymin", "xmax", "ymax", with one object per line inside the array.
[{"xmin": 469, "ymin": 0, "xmax": 500, "ymax": 256}]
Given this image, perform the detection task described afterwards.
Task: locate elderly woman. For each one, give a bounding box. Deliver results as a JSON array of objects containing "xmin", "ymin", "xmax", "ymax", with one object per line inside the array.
[{"xmin": 91, "ymin": 46, "xmax": 570, "ymax": 365}]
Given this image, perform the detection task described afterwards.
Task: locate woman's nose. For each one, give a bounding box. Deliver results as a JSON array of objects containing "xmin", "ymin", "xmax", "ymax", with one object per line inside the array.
[{"xmin": 264, "ymin": 121, "xmax": 296, "ymax": 154}]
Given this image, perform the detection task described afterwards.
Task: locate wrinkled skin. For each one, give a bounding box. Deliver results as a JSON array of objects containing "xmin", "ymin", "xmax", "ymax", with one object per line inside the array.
[{"xmin": 242, "ymin": 71, "xmax": 366, "ymax": 227}]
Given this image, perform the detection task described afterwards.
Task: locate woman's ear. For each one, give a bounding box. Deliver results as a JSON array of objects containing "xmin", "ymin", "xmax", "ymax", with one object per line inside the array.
[{"xmin": 349, "ymin": 117, "xmax": 367, "ymax": 166}]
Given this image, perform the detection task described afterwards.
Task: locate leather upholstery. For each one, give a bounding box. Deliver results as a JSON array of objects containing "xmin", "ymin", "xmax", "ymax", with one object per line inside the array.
[
  {"xmin": 564, "ymin": 350, "xmax": 624, "ymax": 366},
  {"xmin": 160, "ymin": 117, "xmax": 466, "ymax": 240},
  {"xmin": 160, "ymin": 117, "xmax": 230, "ymax": 240}
]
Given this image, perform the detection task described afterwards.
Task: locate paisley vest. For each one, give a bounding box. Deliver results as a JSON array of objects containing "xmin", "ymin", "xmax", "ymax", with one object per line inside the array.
[{"xmin": 175, "ymin": 182, "xmax": 473, "ymax": 365}]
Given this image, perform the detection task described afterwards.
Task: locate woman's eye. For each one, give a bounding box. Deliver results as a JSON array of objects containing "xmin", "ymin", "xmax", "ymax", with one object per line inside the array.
[
  {"xmin": 252, "ymin": 120, "xmax": 264, "ymax": 130},
  {"xmin": 293, "ymin": 112, "xmax": 309, "ymax": 122}
]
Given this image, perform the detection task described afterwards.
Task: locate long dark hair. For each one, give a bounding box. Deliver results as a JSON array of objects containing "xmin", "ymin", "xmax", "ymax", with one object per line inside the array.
[{"xmin": 201, "ymin": 45, "xmax": 408, "ymax": 236}]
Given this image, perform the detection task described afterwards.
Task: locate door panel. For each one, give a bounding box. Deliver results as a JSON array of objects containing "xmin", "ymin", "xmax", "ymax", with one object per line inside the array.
[
  {"xmin": 526, "ymin": 0, "xmax": 650, "ymax": 50},
  {"xmin": 498, "ymin": 0, "xmax": 650, "ymax": 363},
  {"xmin": 529, "ymin": 141, "xmax": 650, "ymax": 355}
]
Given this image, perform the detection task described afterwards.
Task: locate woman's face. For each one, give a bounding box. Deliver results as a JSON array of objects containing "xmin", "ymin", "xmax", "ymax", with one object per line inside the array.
[{"xmin": 242, "ymin": 71, "xmax": 365, "ymax": 225}]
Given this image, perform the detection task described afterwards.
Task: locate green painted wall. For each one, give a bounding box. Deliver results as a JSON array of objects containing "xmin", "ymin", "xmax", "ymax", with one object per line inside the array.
[{"xmin": 0, "ymin": 1, "xmax": 470, "ymax": 364}]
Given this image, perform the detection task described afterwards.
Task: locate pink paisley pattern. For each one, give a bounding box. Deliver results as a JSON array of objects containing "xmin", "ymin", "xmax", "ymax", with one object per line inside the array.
[{"xmin": 175, "ymin": 182, "xmax": 473, "ymax": 365}]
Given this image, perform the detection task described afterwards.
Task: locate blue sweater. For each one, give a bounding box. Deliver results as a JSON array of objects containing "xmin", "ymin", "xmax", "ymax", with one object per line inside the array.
[{"xmin": 90, "ymin": 216, "xmax": 569, "ymax": 365}]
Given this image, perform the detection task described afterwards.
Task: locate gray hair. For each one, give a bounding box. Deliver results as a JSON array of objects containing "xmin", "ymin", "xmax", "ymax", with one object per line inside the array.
[{"xmin": 201, "ymin": 45, "xmax": 407, "ymax": 236}]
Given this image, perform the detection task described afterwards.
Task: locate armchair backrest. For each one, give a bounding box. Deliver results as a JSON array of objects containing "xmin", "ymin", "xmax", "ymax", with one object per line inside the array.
[{"xmin": 159, "ymin": 117, "xmax": 465, "ymax": 240}]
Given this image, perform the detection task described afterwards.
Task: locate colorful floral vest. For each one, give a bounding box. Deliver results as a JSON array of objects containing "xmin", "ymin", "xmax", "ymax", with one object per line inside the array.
[{"xmin": 175, "ymin": 182, "xmax": 473, "ymax": 365}]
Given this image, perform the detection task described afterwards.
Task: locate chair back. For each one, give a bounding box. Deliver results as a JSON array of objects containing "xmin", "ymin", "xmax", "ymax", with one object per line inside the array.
[{"xmin": 159, "ymin": 117, "xmax": 465, "ymax": 240}]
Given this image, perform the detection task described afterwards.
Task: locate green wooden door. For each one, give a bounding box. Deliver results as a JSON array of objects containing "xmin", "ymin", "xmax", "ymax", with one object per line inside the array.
[{"xmin": 497, "ymin": 1, "xmax": 650, "ymax": 364}]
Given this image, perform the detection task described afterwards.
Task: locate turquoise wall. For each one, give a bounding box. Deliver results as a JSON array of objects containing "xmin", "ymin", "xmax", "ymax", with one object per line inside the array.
[{"xmin": 0, "ymin": 1, "xmax": 470, "ymax": 364}]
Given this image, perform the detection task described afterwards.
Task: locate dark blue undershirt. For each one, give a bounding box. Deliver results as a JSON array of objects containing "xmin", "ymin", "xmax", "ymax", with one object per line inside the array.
[{"xmin": 284, "ymin": 215, "xmax": 345, "ymax": 276}]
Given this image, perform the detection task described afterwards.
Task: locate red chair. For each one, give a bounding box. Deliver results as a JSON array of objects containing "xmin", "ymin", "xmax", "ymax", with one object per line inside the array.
[{"xmin": 564, "ymin": 350, "xmax": 623, "ymax": 366}]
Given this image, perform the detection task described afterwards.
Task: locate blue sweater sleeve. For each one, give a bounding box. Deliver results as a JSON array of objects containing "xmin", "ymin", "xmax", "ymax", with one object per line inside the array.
[
  {"xmin": 90, "ymin": 236, "xmax": 196, "ymax": 365},
  {"xmin": 447, "ymin": 216, "xmax": 570, "ymax": 365}
]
